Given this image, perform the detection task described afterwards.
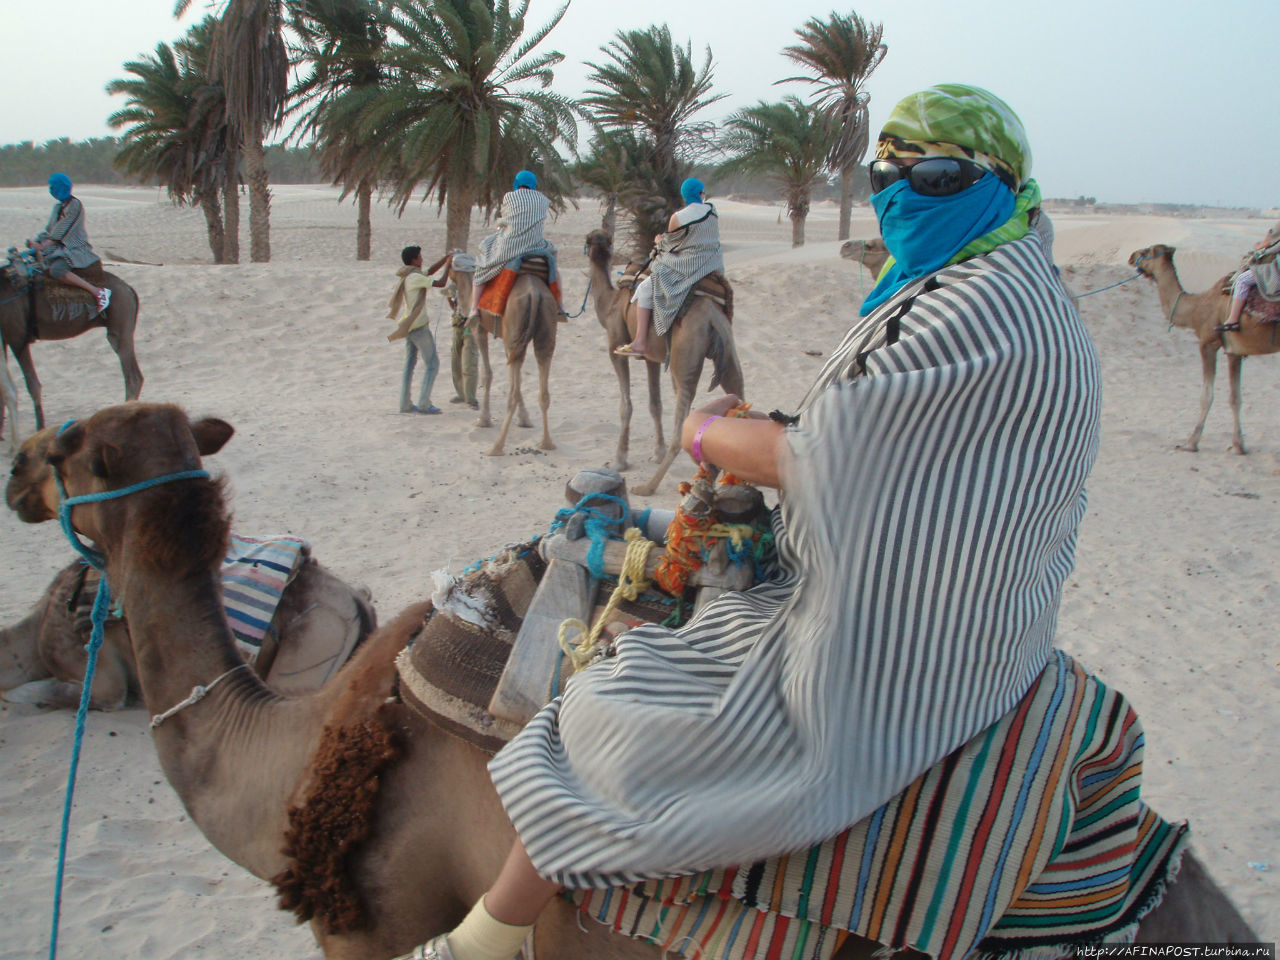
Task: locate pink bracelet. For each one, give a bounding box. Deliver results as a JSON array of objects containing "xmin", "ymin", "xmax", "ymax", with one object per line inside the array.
[{"xmin": 691, "ymin": 415, "xmax": 721, "ymax": 463}]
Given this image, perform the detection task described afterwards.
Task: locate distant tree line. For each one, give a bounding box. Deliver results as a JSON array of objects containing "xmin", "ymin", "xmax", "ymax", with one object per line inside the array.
[{"xmin": 0, "ymin": 137, "xmax": 324, "ymax": 188}]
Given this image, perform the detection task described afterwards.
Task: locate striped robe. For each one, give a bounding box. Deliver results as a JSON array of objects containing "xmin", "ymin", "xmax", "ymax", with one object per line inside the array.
[
  {"xmin": 489, "ymin": 236, "xmax": 1101, "ymax": 887},
  {"xmin": 651, "ymin": 204, "xmax": 725, "ymax": 336},
  {"xmin": 37, "ymin": 197, "xmax": 101, "ymax": 269},
  {"xmin": 474, "ymin": 188, "xmax": 556, "ymax": 284}
]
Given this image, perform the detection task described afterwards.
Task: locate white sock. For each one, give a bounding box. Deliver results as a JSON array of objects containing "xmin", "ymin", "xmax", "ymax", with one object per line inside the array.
[{"xmin": 444, "ymin": 897, "xmax": 534, "ymax": 960}]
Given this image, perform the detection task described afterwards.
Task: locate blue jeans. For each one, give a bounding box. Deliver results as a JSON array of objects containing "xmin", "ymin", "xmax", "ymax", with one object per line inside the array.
[{"xmin": 401, "ymin": 325, "xmax": 439, "ymax": 412}]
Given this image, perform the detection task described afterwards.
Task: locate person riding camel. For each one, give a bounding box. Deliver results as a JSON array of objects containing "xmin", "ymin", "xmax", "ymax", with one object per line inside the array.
[
  {"xmin": 395, "ymin": 84, "xmax": 1187, "ymax": 960},
  {"xmin": 467, "ymin": 170, "xmax": 565, "ymax": 321},
  {"xmin": 1216, "ymin": 220, "xmax": 1280, "ymax": 333},
  {"xmin": 615, "ymin": 176, "xmax": 723, "ymax": 358},
  {"xmin": 26, "ymin": 173, "xmax": 111, "ymax": 315}
]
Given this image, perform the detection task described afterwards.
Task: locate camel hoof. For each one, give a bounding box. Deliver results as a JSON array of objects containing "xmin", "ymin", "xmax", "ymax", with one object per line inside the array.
[
  {"xmin": 485, "ymin": 447, "xmax": 504, "ymax": 457},
  {"xmin": 518, "ymin": 419, "xmax": 533, "ymax": 429},
  {"xmin": 476, "ymin": 418, "xmax": 492, "ymax": 429},
  {"xmin": 632, "ymin": 482, "xmax": 659, "ymax": 497},
  {"xmin": 539, "ymin": 440, "xmax": 556, "ymax": 451},
  {"xmin": 1230, "ymin": 444, "xmax": 1247, "ymax": 456},
  {"xmin": 1174, "ymin": 443, "xmax": 1199, "ymax": 453}
]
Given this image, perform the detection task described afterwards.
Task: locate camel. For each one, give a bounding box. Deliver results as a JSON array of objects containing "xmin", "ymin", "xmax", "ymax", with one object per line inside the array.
[
  {"xmin": 0, "ymin": 267, "xmax": 144, "ymax": 434},
  {"xmin": 584, "ymin": 230, "xmax": 745, "ymax": 496},
  {"xmin": 31, "ymin": 402, "xmax": 1257, "ymax": 958},
  {"xmin": 0, "ymin": 327, "xmax": 18, "ymax": 454},
  {"xmin": 1129, "ymin": 244, "xmax": 1280, "ymax": 453},
  {"xmin": 1, "ymin": 427, "xmax": 376, "ymax": 709},
  {"xmin": 840, "ymin": 236, "xmax": 889, "ymax": 279},
  {"xmin": 437, "ymin": 258, "xmax": 556, "ymax": 457}
]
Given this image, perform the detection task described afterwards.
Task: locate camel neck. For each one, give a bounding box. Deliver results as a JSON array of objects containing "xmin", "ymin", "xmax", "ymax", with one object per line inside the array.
[
  {"xmin": 1152, "ymin": 262, "xmax": 1191, "ymax": 328},
  {"xmin": 118, "ymin": 563, "xmax": 328, "ymax": 878}
]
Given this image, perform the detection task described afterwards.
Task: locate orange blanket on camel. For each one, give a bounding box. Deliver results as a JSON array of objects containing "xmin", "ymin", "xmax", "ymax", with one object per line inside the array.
[{"xmin": 478, "ymin": 258, "xmax": 561, "ymax": 316}]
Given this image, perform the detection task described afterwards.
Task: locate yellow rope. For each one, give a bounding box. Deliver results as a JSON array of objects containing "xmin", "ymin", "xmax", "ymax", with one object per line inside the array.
[
  {"xmin": 558, "ymin": 526, "xmax": 655, "ymax": 671},
  {"xmin": 702, "ymin": 523, "xmax": 757, "ymax": 549}
]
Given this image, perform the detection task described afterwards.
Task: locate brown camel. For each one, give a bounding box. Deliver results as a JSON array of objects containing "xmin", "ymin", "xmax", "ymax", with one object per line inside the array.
[
  {"xmin": 1, "ymin": 427, "xmax": 376, "ymax": 709},
  {"xmin": 584, "ymin": 230, "xmax": 745, "ymax": 496},
  {"xmin": 1129, "ymin": 244, "xmax": 1280, "ymax": 453},
  {"xmin": 436, "ymin": 259, "xmax": 555, "ymax": 456},
  {"xmin": 0, "ymin": 268, "xmax": 144, "ymax": 434},
  {"xmin": 840, "ymin": 236, "xmax": 890, "ymax": 279},
  {"xmin": 33, "ymin": 402, "xmax": 1257, "ymax": 958}
]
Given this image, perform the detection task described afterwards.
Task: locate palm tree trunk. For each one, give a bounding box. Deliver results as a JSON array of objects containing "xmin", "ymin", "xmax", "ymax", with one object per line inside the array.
[
  {"xmin": 356, "ymin": 181, "xmax": 372, "ymax": 261},
  {"xmin": 838, "ymin": 163, "xmax": 856, "ymax": 242},
  {"xmin": 603, "ymin": 195, "xmax": 617, "ymax": 239},
  {"xmin": 222, "ymin": 142, "xmax": 241, "ymax": 264},
  {"xmin": 243, "ymin": 136, "xmax": 271, "ymax": 263},
  {"xmin": 790, "ymin": 212, "xmax": 806, "ymax": 247},
  {"xmin": 446, "ymin": 186, "xmax": 473, "ymax": 253},
  {"xmin": 790, "ymin": 191, "xmax": 810, "ymax": 248},
  {"xmin": 198, "ymin": 190, "xmax": 226, "ymax": 263}
]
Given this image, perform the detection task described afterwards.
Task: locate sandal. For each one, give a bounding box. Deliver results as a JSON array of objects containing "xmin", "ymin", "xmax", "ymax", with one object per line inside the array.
[
  {"xmin": 613, "ymin": 345, "xmax": 646, "ymax": 358},
  {"xmin": 391, "ymin": 936, "xmax": 454, "ymax": 960},
  {"xmin": 95, "ymin": 288, "xmax": 112, "ymax": 313}
]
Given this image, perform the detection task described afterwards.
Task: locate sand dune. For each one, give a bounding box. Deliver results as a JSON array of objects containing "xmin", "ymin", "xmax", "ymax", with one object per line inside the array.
[{"xmin": 0, "ymin": 185, "xmax": 1275, "ymax": 955}]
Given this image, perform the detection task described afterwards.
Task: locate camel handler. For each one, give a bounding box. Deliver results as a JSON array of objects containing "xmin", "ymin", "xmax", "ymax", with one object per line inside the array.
[
  {"xmin": 387, "ymin": 245, "xmax": 441, "ymax": 415},
  {"xmin": 615, "ymin": 176, "xmax": 723, "ymax": 357},
  {"xmin": 443, "ymin": 250, "xmax": 479, "ymax": 409},
  {"xmin": 467, "ymin": 170, "xmax": 566, "ymax": 321},
  {"xmin": 396, "ymin": 85, "xmax": 1187, "ymax": 960},
  {"xmin": 26, "ymin": 173, "xmax": 111, "ymax": 315}
]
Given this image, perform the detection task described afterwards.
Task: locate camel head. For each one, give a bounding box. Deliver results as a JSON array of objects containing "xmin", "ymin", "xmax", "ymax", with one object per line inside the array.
[
  {"xmin": 841, "ymin": 237, "xmax": 890, "ymax": 278},
  {"xmin": 45, "ymin": 403, "xmax": 233, "ymax": 569},
  {"xmin": 584, "ymin": 229, "xmax": 615, "ymax": 277},
  {"xmin": 6, "ymin": 426, "xmax": 60, "ymax": 523},
  {"xmin": 1128, "ymin": 244, "xmax": 1175, "ymax": 278}
]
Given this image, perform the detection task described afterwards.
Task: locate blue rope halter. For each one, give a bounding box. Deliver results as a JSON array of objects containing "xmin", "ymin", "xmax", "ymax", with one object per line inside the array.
[{"xmin": 47, "ymin": 419, "xmax": 209, "ymax": 960}]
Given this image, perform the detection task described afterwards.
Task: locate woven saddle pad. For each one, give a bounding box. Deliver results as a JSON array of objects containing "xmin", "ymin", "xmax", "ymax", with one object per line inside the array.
[{"xmin": 395, "ymin": 540, "xmax": 684, "ymax": 754}]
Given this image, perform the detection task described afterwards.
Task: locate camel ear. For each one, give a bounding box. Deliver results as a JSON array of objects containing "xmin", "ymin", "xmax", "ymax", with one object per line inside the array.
[
  {"xmin": 191, "ymin": 418, "xmax": 234, "ymax": 456},
  {"xmin": 45, "ymin": 422, "xmax": 85, "ymax": 469}
]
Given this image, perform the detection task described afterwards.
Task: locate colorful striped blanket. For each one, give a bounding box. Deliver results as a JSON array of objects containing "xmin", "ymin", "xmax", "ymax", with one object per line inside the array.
[
  {"xmin": 571, "ymin": 651, "xmax": 1187, "ymax": 960},
  {"xmin": 222, "ymin": 534, "xmax": 308, "ymax": 660}
]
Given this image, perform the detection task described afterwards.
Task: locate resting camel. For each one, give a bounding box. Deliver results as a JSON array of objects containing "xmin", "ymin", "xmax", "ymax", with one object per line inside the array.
[
  {"xmin": 33, "ymin": 402, "xmax": 1257, "ymax": 957},
  {"xmin": 840, "ymin": 237, "xmax": 889, "ymax": 279},
  {"xmin": 1, "ymin": 427, "xmax": 376, "ymax": 709},
  {"xmin": 435, "ymin": 257, "xmax": 556, "ymax": 456},
  {"xmin": 0, "ymin": 266, "xmax": 143, "ymax": 433},
  {"xmin": 1129, "ymin": 244, "xmax": 1280, "ymax": 453},
  {"xmin": 584, "ymin": 230, "xmax": 745, "ymax": 495}
]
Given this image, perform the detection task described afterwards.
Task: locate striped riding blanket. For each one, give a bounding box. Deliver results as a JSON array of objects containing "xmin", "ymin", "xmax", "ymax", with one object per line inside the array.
[
  {"xmin": 572, "ymin": 650, "xmax": 1187, "ymax": 960},
  {"xmin": 222, "ymin": 534, "xmax": 309, "ymax": 659}
]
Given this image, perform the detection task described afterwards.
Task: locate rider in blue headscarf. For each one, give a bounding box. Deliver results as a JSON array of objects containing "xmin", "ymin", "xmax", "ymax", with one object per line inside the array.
[{"xmin": 27, "ymin": 173, "xmax": 112, "ymax": 314}]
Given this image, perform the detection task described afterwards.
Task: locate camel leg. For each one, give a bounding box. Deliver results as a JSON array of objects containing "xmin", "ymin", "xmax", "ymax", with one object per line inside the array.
[
  {"xmin": 632, "ymin": 383, "xmax": 695, "ymax": 498},
  {"xmin": 646, "ymin": 359, "xmax": 665, "ymax": 462},
  {"xmin": 487, "ymin": 358, "xmax": 524, "ymax": 457},
  {"xmin": 1177, "ymin": 341, "xmax": 1217, "ymax": 453},
  {"xmin": 474, "ymin": 326, "xmax": 494, "ymax": 428},
  {"xmin": 535, "ymin": 344, "xmax": 554, "ymax": 452},
  {"xmin": 1225, "ymin": 353, "xmax": 1245, "ymax": 454},
  {"xmin": 105, "ymin": 319, "xmax": 144, "ymax": 401},
  {"xmin": 0, "ymin": 349, "xmax": 18, "ymax": 452},
  {"xmin": 12, "ymin": 342, "xmax": 44, "ymax": 431},
  {"xmin": 609, "ymin": 352, "xmax": 633, "ymax": 472}
]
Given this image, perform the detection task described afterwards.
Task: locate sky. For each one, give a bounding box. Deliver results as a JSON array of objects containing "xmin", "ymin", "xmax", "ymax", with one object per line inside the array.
[{"xmin": 3, "ymin": 0, "xmax": 1275, "ymax": 209}]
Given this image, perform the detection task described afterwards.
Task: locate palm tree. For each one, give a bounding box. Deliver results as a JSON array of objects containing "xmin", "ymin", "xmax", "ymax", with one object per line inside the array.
[
  {"xmin": 779, "ymin": 10, "xmax": 886, "ymax": 242},
  {"xmin": 106, "ymin": 18, "xmax": 235, "ymax": 263},
  {"xmin": 176, "ymin": 0, "xmax": 290, "ymax": 262},
  {"xmin": 573, "ymin": 128, "xmax": 642, "ymax": 239},
  {"xmin": 581, "ymin": 25, "xmax": 724, "ymax": 253},
  {"xmin": 343, "ymin": 0, "xmax": 576, "ymax": 252},
  {"xmin": 719, "ymin": 96, "xmax": 838, "ymax": 248},
  {"xmin": 289, "ymin": 0, "xmax": 385, "ymax": 260}
]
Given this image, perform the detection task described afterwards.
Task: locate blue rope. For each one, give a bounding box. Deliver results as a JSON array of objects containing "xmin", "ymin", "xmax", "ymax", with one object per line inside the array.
[
  {"xmin": 563, "ymin": 275, "xmax": 593, "ymax": 319},
  {"xmin": 547, "ymin": 492, "xmax": 631, "ymax": 579},
  {"xmin": 47, "ymin": 444, "xmax": 210, "ymax": 960},
  {"xmin": 1070, "ymin": 255, "xmax": 1147, "ymax": 301}
]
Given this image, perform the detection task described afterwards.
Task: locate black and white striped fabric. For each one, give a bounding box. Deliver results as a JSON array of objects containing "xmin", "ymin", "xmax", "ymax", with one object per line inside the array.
[
  {"xmin": 38, "ymin": 197, "xmax": 100, "ymax": 269},
  {"xmin": 489, "ymin": 234, "xmax": 1100, "ymax": 887},
  {"xmin": 474, "ymin": 188, "xmax": 556, "ymax": 284},
  {"xmin": 650, "ymin": 203, "xmax": 725, "ymax": 335}
]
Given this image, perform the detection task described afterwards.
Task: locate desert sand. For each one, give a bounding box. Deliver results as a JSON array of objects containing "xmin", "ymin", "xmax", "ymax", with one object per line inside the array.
[{"xmin": 0, "ymin": 185, "xmax": 1276, "ymax": 956}]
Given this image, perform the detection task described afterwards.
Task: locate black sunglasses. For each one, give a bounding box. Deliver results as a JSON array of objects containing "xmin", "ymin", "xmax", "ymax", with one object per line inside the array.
[{"xmin": 868, "ymin": 157, "xmax": 1000, "ymax": 197}]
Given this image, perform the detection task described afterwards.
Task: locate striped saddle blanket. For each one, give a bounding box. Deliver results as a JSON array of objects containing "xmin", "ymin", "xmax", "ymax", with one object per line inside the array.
[
  {"xmin": 222, "ymin": 534, "xmax": 309, "ymax": 660},
  {"xmin": 570, "ymin": 650, "xmax": 1187, "ymax": 960}
]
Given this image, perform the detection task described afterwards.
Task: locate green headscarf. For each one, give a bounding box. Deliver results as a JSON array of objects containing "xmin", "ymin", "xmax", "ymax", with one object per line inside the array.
[{"xmin": 872, "ymin": 83, "xmax": 1042, "ymax": 278}]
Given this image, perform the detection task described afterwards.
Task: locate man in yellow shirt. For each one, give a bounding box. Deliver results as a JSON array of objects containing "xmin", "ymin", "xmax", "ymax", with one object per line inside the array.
[{"xmin": 387, "ymin": 245, "xmax": 441, "ymax": 414}]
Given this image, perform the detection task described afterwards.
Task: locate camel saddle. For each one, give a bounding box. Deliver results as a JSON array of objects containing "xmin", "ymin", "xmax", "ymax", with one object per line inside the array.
[
  {"xmin": 476, "ymin": 255, "xmax": 560, "ymax": 336},
  {"xmin": 1220, "ymin": 272, "xmax": 1280, "ymax": 324},
  {"xmin": 616, "ymin": 264, "xmax": 734, "ymax": 364}
]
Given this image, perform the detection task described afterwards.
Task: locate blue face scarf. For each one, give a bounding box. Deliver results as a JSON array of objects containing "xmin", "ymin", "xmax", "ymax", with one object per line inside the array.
[{"xmin": 859, "ymin": 172, "xmax": 1015, "ymax": 315}]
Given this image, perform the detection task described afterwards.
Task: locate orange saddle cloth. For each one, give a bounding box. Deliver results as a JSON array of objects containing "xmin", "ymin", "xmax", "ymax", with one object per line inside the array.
[{"xmin": 478, "ymin": 257, "xmax": 561, "ymax": 317}]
